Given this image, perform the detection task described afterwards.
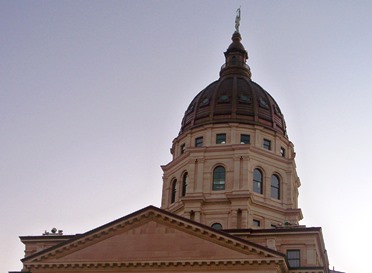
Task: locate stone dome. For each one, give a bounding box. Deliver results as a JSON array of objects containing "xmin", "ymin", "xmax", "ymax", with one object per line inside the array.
[{"xmin": 179, "ymin": 32, "xmax": 287, "ymax": 137}]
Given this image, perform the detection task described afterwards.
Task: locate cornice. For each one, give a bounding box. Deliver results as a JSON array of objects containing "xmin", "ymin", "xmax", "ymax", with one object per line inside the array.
[
  {"xmin": 161, "ymin": 152, "xmax": 190, "ymax": 171},
  {"xmin": 24, "ymin": 257, "xmax": 286, "ymax": 270},
  {"xmin": 288, "ymin": 267, "xmax": 326, "ymax": 273},
  {"xmin": 225, "ymin": 227, "xmax": 322, "ymax": 237},
  {"xmin": 23, "ymin": 206, "xmax": 285, "ymax": 264},
  {"xmin": 250, "ymin": 195, "xmax": 302, "ymax": 216},
  {"xmin": 249, "ymin": 146, "xmax": 293, "ymax": 167}
]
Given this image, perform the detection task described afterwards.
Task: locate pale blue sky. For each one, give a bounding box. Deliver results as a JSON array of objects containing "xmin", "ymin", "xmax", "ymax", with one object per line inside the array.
[{"xmin": 1, "ymin": 1, "xmax": 371, "ymax": 272}]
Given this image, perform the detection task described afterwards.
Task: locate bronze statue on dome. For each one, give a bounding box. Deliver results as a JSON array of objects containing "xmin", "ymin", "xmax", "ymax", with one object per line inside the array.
[{"xmin": 235, "ymin": 7, "xmax": 241, "ymax": 32}]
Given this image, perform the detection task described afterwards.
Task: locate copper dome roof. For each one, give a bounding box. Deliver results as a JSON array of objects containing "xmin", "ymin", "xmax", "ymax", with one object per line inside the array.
[{"xmin": 179, "ymin": 32, "xmax": 287, "ymax": 137}]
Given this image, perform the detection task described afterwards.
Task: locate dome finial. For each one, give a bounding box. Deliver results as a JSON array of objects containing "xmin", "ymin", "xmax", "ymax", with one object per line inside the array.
[
  {"xmin": 220, "ymin": 9, "xmax": 251, "ymax": 79},
  {"xmin": 235, "ymin": 7, "xmax": 241, "ymax": 33}
]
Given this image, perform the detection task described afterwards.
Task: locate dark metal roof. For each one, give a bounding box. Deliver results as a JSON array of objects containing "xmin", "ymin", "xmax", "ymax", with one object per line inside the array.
[
  {"xmin": 179, "ymin": 32, "xmax": 287, "ymax": 137},
  {"xmin": 180, "ymin": 77, "xmax": 287, "ymax": 136}
]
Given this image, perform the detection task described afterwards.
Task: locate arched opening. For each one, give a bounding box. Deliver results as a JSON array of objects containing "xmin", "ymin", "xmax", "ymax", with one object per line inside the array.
[
  {"xmin": 171, "ymin": 179, "xmax": 177, "ymax": 203},
  {"xmin": 213, "ymin": 166, "xmax": 225, "ymax": 190},
  {"xmin": 253, "ymin": 169, "xmax": 263, "ymax": 194},
  {"xmin": 182, "ymin": 172, "xmax": 188, "ymax": 197},
  {"xmin": 270, "ymin": 174, "xmax": 280, "ymax": 199},
  {"xmin": 211, "ymin": 223, "xmax": 223, "ymax": 230}
]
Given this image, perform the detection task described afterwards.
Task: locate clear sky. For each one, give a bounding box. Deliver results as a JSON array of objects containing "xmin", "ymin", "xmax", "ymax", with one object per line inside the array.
[{"xmin": 1, "ymin": 1, "xmax": 371, "ymax": 272}]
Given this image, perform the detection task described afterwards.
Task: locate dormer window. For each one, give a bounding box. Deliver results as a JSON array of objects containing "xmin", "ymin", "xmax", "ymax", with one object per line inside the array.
[
  {"xmin": 217, "ymin": 95, "xmax": 230, "ymax": 103},
  {"xmin": 258, "ymin": 97, "xmax": 269, "ymax": 109},
  {"xmin": 238, "ymin": 94, "xmax": 250, "ymax": 104},
  {"xmin": 200, "ymin": 98, "xmax": 209, "ymax": 106}
]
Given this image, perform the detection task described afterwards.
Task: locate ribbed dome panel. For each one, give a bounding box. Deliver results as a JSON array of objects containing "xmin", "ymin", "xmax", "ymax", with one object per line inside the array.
[{"xmin": 180, "ymin": 76, "xmax": 287, "ymax": 137}]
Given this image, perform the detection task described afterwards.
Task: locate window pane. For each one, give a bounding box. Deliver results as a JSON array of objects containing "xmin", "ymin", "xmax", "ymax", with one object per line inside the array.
[
  {"xmin": 213, "ymin": 166, "xmax": 225, "ymax": 190},
  {"xmin": 287, "ymin": 250, "xmax": 300, "ymax": 268},
  {"xmin": 240, "ymin": 134, "xmax": 250, "ymax": 144},
  {"xmin": 263, "ymin": 139, "xmax": 271, "ymax": 150},
  {"xmin": 182, "ymin": 173, "xmax": 188, "ymax": 197},
  {"xmin": 271, "ymin": 188, "xmax": 279, "ymax": 199},
  {"xmin": 270, "ymin": 174, "xmax": 280, "ymax": 199},
  {"xmin": 195, "ymin": 137, "xmax": 203, "ymax": 147},
  {"xmin": 171, "ymin": 180, "xmax": 177, "ymax": 203},
  {"xmin": 288, "ymin": 251, "xmax": 300, "ymax": 259},
  {"xmin": 216, "ymin": 133, "xmax": 226, "ymax": 144},
  {"xmin": 211, "ymin": 223, "xmax": 223, "ymax": 230},
  {"xmin": 253, "ymin": 169, "xmax": 263, "ymax": 194},
  {"xmin": 280, "ymin": 147, "xmax": 286, "ymax": 157}
]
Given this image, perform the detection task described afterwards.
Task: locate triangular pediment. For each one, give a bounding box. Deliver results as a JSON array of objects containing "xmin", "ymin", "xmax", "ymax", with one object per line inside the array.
[{"xmin": 23, "ymin": 206, "xmax": 285, "ymax": 270}]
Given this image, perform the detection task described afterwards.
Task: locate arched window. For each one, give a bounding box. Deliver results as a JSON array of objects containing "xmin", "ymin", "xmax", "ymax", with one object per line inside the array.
[
  {"xmin": 271, "ymin": 174, "xmax": 280, "ymax": 199},
  {"xmin": 211, "ymin": 223, "xmax": 223, "ymax": 230},
  {"xmin": 171, "ymin": 179, "xmax": 177, "ymax": 203},
  {"xmin": 182, "ymin": 172, "xmax": 188, "ymax": 197},
  {"xmin": 253, "ymin": 169, "xmax": 263, "ymax": 194},
  {"xmin": 213, "ymin": 166, "xmax": 225, "ymax": 190},
  {"xmin": 231, "ymin": 56, "xmax": 237, "ymax": 65}
]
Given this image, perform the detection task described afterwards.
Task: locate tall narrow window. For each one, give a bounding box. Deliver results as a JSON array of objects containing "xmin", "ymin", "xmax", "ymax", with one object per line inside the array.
[
  {"xmin": 240, "ymin": 134, "xmax": 250, "ymax": 144},
  {"xmin": 180, "ymin": 143, "xmax": 186, "ymax": 154},
  {"xmin": 182, "ymin": 172, "xmax": 188, "ymax": 197},
  {"xmin": 280, "ymin": 147, "xmax": 286, "ymax": 157},
  {"xmin": 195, "ymin": 137, "xmax": 203, "ymax": 147},
  {"xmin": 213, "ymin": 166, "xmax": 225, "ymax": 190},
  {"xmin": 253, "ymin": 169, "xmax": 263, "ymax": 194},
  {"xmin": 287, "ymin": 250, "xmax": 300, "ymax": 267},
  {"xmin": 216, "ymin": 133, "xmax": 226, "ymax": 144},
  {"xmin": 263, "ymin": 139, "xmax": 271, "ymax": 150},
  {"xmin": 270, "ymin": 174, "xmax": 280, "ymax": 199},
  {"xmin": 171, "ymin": 179, "xmax": 177, "ymax": 203}
]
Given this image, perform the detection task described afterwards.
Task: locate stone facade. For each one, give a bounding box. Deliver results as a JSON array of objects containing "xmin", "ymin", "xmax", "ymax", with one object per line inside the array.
[
  {"xmin": 13, "ymin": 28, "xmax": 340, "ymax": 273},
  {"xmin": 161, "ymin": 123, "xmax": 302, "ymax": 229},
  {"xmin": 18, "ymin": 207, "xmax": 328, "ymax": 273}
]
